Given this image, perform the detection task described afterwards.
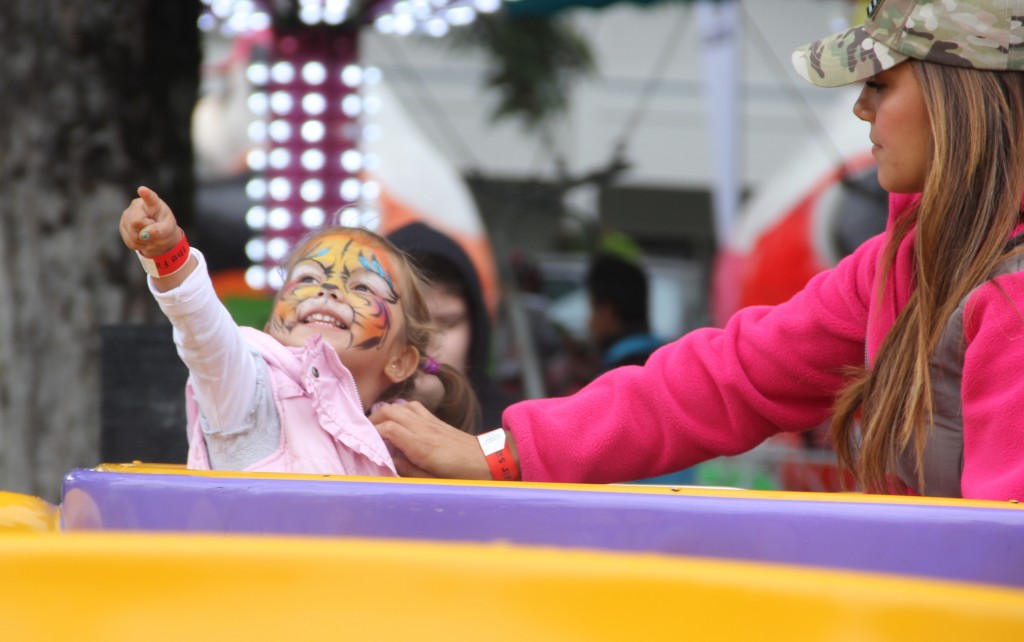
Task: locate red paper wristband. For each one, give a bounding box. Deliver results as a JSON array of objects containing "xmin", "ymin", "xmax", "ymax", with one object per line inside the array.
[
  {"xmin": 137, "ymin": 229, "xmax": 191, "ymax": 278},
  {"xmin": 477, "ymin": 428, "xmax": 521, "ymax": 482}
]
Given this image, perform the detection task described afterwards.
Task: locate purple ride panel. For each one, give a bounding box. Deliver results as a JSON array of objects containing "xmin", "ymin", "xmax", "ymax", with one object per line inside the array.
[{"xmin": 62, "ymin": 467, "xmax": 1024, "ymax": 588}]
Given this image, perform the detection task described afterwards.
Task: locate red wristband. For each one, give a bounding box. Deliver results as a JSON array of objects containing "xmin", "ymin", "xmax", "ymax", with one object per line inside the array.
[
  {"xmin": 137, "ymin": 229, "xmax": 190, "ymax": 278},
  {"xmin": 477, "ymin": 428, "xmax": 521, "ymax": 482}
]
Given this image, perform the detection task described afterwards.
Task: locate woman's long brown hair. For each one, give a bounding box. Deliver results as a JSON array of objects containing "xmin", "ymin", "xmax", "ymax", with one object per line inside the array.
[{"xmin": 830, "ymin": 61, "xmax": 1024, "ymax": 494}]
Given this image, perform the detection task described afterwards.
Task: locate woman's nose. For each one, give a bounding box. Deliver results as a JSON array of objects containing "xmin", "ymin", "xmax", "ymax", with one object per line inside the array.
[{"xmin": 853, "ymin": 87, "xmax": 872, "ymax": 122}]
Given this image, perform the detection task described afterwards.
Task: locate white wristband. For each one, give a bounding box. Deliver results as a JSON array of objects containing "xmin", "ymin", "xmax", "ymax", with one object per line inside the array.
[{"xmin": 477, "ymin": 428, "xmax": 520, "ymax": 481}]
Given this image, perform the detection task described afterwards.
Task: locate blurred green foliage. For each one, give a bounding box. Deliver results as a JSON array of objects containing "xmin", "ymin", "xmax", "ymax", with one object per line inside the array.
[{"xmin": 449, "ymin": 14, "xmax": 596, "ymax": 130}]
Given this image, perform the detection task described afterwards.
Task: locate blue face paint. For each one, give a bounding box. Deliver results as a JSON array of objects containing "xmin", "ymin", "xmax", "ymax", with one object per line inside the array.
[{"xmin": 360, "ymin": 254, "xmax": 394, "ymax": 292}]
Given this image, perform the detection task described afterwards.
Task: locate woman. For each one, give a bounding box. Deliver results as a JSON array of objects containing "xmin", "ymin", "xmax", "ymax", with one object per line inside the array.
[{"xmin": 371, "ymin": 0, "xmax": 1024, "ymax": 500}]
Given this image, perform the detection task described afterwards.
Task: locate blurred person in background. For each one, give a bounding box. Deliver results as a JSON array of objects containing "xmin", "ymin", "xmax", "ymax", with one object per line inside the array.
[
  {"xmin": 585, "ymin": 253, "xmax": 665, "ymax": 372},
  {"xmin": 389, "ymin": 222, "xmax": 519, "ymax": 434}
]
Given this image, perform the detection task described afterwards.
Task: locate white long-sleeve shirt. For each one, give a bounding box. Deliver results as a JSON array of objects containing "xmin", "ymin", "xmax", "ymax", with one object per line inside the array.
[{"xmin": 150, "ymin": 249, "xmax": 279, "ymax": 469}]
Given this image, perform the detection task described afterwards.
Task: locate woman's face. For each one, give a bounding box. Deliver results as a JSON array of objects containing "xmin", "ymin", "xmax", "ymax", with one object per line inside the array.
[
  {"xmin": 266, "ymin": 231, "xmax": 410, "ymax": 388},
  {"xmin": 422, "ymin": 281, "xmax": 471, "ymax": 374},
  {"xmin": 853, "ymin": 61, "xmax": 933, "ymax": 194}
]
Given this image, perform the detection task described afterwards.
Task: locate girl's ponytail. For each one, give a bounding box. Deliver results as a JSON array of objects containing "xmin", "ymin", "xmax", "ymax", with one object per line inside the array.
[
  {"xmin": 424, "ymin": 363, "xmax": 481, "ymax": 434},
  {"xmin": 379, "ymin": 361, "xmax": 481, "ymax": 434}
]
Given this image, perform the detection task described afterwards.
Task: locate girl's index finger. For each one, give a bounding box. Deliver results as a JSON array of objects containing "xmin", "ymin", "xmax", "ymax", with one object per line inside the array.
[{"xmin": 137, "ymin": 186, "xmax": 163, "ymax": 213}]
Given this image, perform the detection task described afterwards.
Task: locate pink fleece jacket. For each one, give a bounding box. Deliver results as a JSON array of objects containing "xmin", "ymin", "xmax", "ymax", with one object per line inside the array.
[{"xmin": 505, "ymin": 193, "xmax": 1024, "ymax": 501}]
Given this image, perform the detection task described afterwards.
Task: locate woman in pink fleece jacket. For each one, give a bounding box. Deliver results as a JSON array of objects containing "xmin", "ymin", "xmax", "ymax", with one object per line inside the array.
[{"xmin": 373, "ymin": 0, "xmax": 1024, "ymax": 501}]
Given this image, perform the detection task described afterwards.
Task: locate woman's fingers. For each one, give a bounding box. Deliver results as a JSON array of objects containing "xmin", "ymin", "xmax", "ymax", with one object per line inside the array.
[
  {"xmin": 404, "ymin": 400, "xmax": 441, "ymax": 419},
  {"xmin": 371, "ymin": 401, "xmax": 439, "ymax": 432},
  {"xmin": 374, "ymin": 417, "xmax": 425, "ymax": 460},
  {"xmin": 371, "ymin": 404, "xmax": 490, "ymax": 480},
  {"xmin": 389, "ymin": 448, "xmax": 437, "ymax": 478}
]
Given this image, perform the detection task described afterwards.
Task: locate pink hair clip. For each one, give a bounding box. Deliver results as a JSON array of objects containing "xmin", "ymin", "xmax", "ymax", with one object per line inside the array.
[{"xmin": 421, "ymin": 357, "xmax": 441, "ymax": 375}]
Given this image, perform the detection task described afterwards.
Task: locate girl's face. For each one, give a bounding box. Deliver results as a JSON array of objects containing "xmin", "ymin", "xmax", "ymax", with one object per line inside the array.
[
  {"xmin": 853, "ymin": 61, "xmax": 933, "ymax": 194},
  {"xmin": 267, "ymin": 231, "xmax": 416, "ymax": 402}
]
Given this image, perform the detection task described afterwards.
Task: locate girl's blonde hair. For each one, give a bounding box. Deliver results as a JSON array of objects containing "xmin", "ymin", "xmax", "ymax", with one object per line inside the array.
[
  {"xmin": 830, "ymin": 61, "xmax": 1024, "ymax": 494},
  {"xmin": 275, "ymin": 226, "xmax": 481, "ymax": 433}
]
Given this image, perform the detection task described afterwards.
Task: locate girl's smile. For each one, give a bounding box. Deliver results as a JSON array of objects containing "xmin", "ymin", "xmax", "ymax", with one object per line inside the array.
[
  {"xmin": 265, "ymin": 231, "xmax": 416, "ymax": 408},
  {"xmin": 268, "ymin": 233, "xmax": 400, "ymax": 350}
]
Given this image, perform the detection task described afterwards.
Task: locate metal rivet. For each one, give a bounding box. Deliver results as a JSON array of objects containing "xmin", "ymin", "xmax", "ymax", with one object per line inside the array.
[{"xmin": 311, "ymin": 367, "xmax": 319, "ymax": 378}]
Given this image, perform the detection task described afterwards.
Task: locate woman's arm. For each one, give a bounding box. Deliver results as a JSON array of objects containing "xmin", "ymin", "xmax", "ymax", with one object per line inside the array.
[
  {"xmin": 508, "ymin": 239, "xmax": 880, "ymax": 484},
  {"xmin": 374, "ymin": 235, "xmax": 884, "ymax": 484}
]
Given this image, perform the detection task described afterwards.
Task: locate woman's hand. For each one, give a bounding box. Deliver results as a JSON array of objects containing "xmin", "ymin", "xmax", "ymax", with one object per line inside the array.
[{"xmin": 370, "ymin": 401, "xmax": 492, "ymax": 480}]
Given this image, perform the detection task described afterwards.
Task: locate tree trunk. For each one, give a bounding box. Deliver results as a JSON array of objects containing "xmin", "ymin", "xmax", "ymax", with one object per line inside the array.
[{"xmin": 0, "ymin": 1, "xmax": 200, "ymax": 501}]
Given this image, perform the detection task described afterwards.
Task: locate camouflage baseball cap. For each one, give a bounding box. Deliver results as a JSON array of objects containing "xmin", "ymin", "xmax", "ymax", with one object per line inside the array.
[{"xmin": 792, "ymin": 0, "xmax": 1024, "ymax": 88}]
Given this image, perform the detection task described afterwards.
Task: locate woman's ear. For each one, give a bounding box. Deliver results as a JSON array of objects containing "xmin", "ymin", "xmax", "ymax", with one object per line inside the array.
[{"xmin": 386, "ymin": 345, "xmax": 420, "ymax": 383}]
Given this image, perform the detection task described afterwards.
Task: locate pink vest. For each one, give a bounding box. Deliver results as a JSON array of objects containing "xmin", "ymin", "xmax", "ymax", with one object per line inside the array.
[{"xmin": 186, "ymin": 328, "xmax": 397, "ymax": 477}]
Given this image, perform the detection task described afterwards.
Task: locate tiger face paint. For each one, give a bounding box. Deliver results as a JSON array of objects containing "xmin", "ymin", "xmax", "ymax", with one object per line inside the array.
[{"xmin": 266, "ymin": 231, "xmax": 409, "ymax": 382}]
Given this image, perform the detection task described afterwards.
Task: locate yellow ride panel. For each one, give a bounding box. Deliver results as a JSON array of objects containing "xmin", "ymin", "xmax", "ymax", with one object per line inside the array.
[
  {"xmin": 2, "ymin": 532, "xmax": 1023, "ymax": 641},
  {"xmin": 0, "ymin": 491, "xmax": 59, "ymax": 533}
]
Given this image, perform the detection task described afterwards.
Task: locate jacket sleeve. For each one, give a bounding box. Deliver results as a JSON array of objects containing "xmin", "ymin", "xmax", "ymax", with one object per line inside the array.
[
  {"xmin": 960, "ymin": 271, "xmax": 1024, "ymax": 501},
  {"xmin": 150, "ymin": 249, "xmax": 257, "ymax": 431},
  {"xmin": 505, "ymin": 236, "xmax": 884, "ymax": 484}
]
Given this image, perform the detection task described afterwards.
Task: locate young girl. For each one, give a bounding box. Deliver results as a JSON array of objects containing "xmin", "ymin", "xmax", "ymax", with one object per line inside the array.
[
  {"xmin": 119, "ymin": 186, "xmax": 479, "ymax": 475},
  {"xmin": 371, "ymin": 0, "xmax": 1024, "ymax": 500}
]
